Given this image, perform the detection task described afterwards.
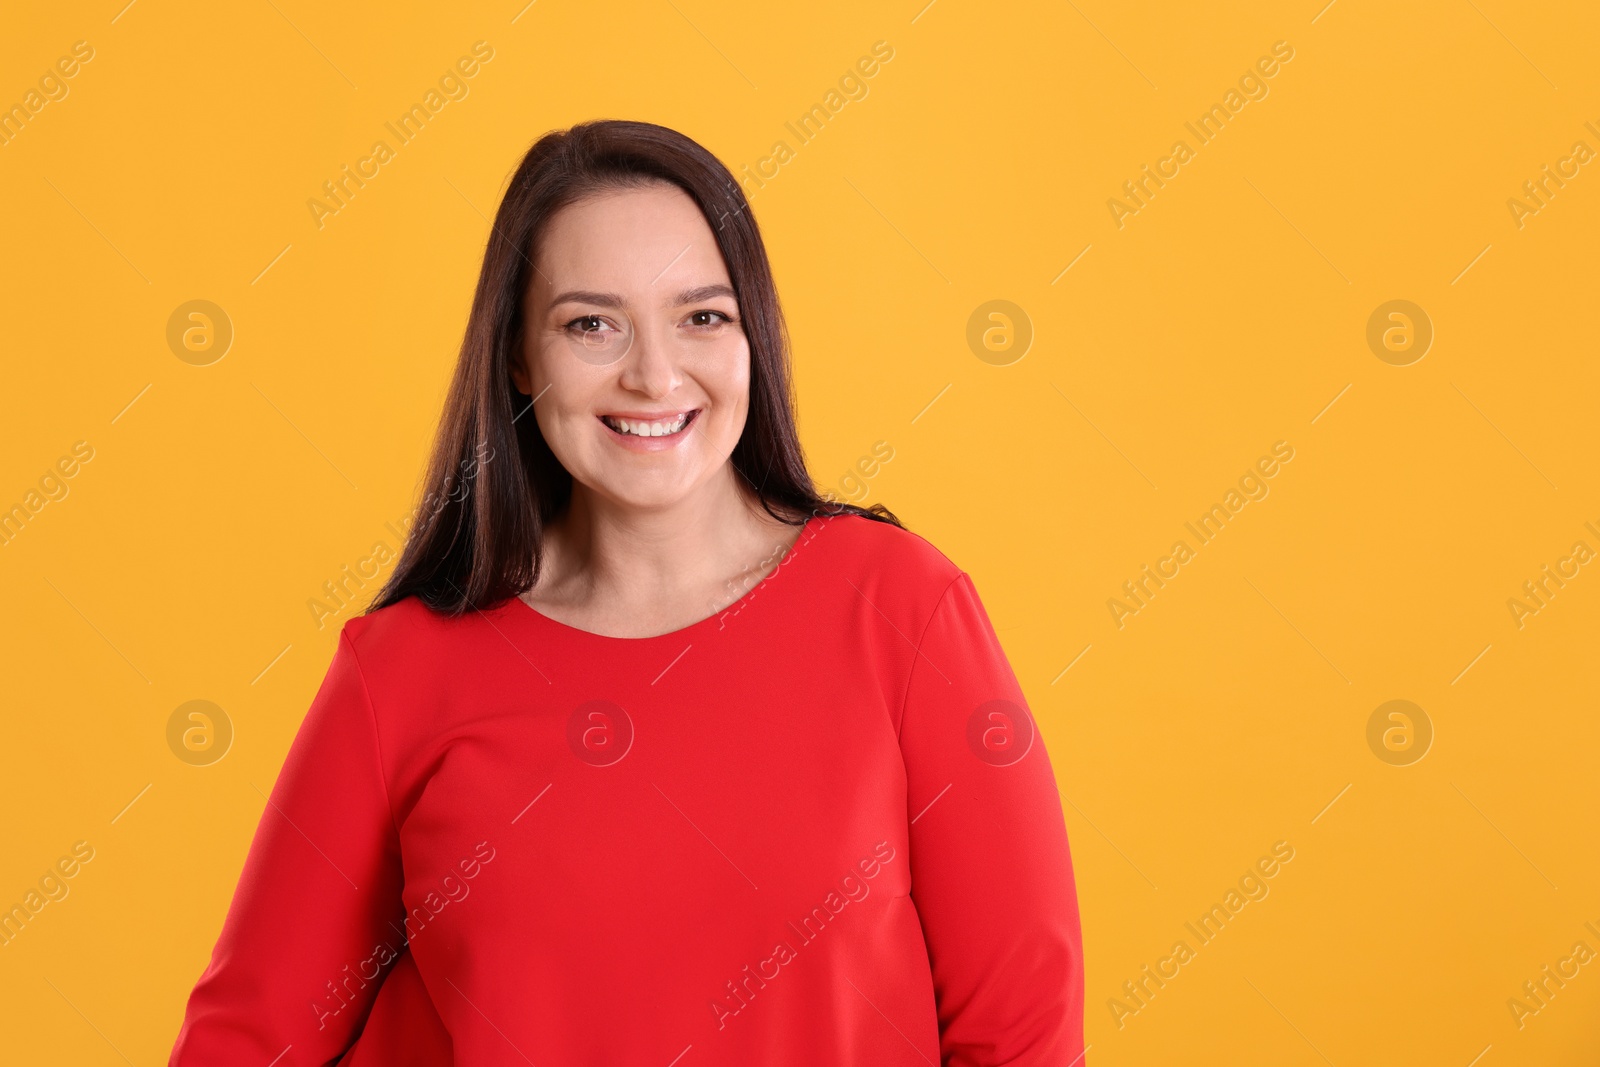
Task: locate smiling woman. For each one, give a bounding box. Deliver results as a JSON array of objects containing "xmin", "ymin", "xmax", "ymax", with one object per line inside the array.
[{"xmin": 168, "ymin": 120, "xmax": 1086, "ymax": 1066}]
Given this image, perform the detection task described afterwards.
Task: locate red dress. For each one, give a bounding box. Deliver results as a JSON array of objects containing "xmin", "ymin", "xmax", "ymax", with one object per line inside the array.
[{"xmin": 168, "ymin": 513, "xmax": 1087, "ymax": 1065}]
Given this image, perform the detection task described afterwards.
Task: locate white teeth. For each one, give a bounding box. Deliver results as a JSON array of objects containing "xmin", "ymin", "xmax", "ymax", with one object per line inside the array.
[{"xmin": 604, "ymin": 412, "xmax": 690, "ymax": 437}]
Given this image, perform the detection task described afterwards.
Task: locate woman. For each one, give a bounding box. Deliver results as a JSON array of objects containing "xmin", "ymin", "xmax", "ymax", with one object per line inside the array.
[{"xmin": 169, "ymin": 120, "xmax": 1086, "ymax": 1065}]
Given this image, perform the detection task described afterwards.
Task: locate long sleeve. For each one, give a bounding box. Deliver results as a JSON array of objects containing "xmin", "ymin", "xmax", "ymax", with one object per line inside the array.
[
  {"xmin": 170, "ymin": 625, "xmax": 407, "ymax": 1066},
  {"xmin": 897, "ymin": 571, "xmax": 1087, "ymax": 1065}
]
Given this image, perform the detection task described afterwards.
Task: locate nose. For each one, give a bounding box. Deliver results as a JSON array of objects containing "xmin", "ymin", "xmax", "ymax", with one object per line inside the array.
[{"xmin": 616, "ymin": 316, "xmax": 681, "ymax": 400}]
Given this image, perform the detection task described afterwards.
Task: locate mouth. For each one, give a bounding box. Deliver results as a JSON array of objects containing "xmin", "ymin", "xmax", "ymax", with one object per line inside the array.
[{"xmin": 598, "ymin": 409, "xmax": 699, "ymax": 439}]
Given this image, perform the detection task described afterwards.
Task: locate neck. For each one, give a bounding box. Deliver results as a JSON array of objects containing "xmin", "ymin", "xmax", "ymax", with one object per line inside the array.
[{"xmin": 535, "ymin": 469, "xmax": 800, "ymax": 615}]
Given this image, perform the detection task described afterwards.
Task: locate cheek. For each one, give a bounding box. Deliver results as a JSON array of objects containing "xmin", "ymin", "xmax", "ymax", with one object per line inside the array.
[
  {"xmin": 710, "ymin": 342, "xmax": 752, "ymax": 416},
  {"xmin": 529, "ymin": 357, "xmax": 597, "ymax": 450},
  {"xmin": 524, "ymin": 336, "xmax": 557, "ymax": 391},
  {"xmin": 530, "ymin": 339, "xmax": 592, "ymax": 406}
]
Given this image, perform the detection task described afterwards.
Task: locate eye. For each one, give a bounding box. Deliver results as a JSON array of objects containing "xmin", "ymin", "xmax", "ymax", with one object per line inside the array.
[
  {"xmin": 564, "ymin": 314, "xmax": 620, "ymax": 335},
  {"xmin": 686, "ymin": 309, "xmax": 736, "ymax": 329}
]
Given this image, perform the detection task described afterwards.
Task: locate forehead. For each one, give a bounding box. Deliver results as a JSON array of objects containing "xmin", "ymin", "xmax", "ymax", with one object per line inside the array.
[{"xmin": 532, "ymin": 182, "xmax": 730, "ymax": 298}]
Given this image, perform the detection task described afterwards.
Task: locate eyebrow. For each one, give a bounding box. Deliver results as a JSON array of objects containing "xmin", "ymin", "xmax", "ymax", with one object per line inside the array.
[{"xmin": 547, "ymin": 283, "xmax": 737, "ymax": 308}]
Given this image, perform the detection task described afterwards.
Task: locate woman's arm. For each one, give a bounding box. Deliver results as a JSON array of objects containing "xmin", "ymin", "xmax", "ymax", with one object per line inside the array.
[
  {"xmin": 897, "ymin": 571, "xmax": 1087, "ymax": 1065},
  {"xmin": 169, "ymin": 625, "xmax": 407, "ymax": 1066}
]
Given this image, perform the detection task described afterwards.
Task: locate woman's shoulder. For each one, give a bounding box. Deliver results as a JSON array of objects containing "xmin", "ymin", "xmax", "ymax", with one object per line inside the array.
[
  {"xmin": 816, "ymin": 510, "xmax": 965, "ymax": 593},
  {"xmin": 337, "ymin": 591, "xmax": 488, "ymax": 671}
]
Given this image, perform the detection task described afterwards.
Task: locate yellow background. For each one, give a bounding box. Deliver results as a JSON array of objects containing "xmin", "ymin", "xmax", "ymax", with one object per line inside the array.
[{"xmin": 3, "ymin": 0, "xmax": 1597, "ymax": 1062}]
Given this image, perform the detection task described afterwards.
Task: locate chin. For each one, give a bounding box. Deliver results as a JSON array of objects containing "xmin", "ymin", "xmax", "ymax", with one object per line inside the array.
[{"xmin": 593, "ymin": 473, "xmax": 705, "ymax": 512}]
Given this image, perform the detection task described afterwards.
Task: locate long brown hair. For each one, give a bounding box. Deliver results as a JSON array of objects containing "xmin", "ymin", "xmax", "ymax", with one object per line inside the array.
[{"xmin": 366, "ymin": 119, "xmax": 900, "ymax": 617}]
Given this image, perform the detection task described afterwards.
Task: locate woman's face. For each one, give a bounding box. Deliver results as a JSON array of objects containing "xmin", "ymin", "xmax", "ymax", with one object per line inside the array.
[{"xmin": 513, "ymin": 182, "xmax": 750, "ymax": 514}]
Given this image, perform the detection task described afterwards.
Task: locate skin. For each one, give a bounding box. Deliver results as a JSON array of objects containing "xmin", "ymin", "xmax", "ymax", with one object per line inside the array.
[{"xmin": 509, "ymin": 181, "xmax": 806, "ymax": 639}]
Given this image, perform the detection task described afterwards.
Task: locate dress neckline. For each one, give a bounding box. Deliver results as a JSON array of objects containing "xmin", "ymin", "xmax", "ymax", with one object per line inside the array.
[{"xmin": 505, "ymin": 513, "xmax": 827, "ymax": 644}]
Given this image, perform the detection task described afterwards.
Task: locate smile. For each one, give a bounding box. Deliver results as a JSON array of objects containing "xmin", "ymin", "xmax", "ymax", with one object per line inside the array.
[{"xmin": 599, "ymin": 409, "xmax": 697, "ymax": 438}]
